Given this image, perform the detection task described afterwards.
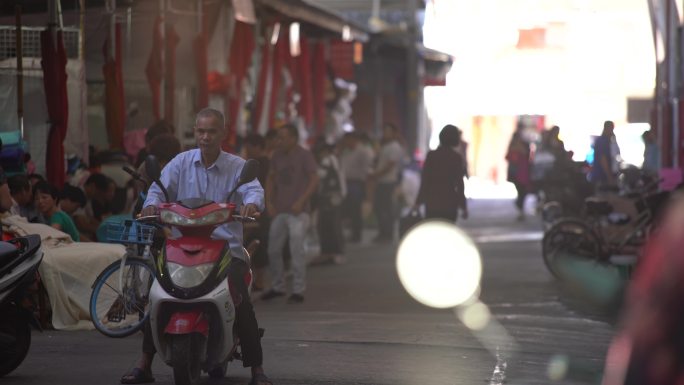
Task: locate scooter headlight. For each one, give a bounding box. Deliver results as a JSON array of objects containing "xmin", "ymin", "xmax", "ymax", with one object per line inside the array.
[
  {"xmin": 160, "ymin": 209, "xmax": 230, "ymax": 227},
  {"xmin": 167, "ymin": 262, "xmax": 214, "ymax": 288}
]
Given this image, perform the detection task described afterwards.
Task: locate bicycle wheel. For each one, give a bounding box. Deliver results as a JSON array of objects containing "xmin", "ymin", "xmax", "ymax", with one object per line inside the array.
[
  {"xmin": 542, "ymin": 219, "xmax": 601, "ymax": 279},
  {"xmin": 90, "ymin": 257, "xmax": 155, "ymax": 338}
]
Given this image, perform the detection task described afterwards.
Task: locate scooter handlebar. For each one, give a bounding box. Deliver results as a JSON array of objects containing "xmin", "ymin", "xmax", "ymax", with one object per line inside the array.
[{"xmin": 231, "ymin": 215, "xmax": 257, "ymax": 223}]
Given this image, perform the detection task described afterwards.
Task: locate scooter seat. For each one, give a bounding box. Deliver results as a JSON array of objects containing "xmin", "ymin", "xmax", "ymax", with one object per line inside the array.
[
  {"xmin": 0, "ymin": 241, "xmax": 20, "ymax": 269},
  {"xmin": 584, "ymin": 198, "xmax": 613, "ymax": 216}
]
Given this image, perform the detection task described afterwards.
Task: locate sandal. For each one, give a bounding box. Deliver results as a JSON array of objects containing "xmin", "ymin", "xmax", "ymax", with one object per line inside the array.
[
  {"xmin": 249, "ymin": 373, "xmax": 273, "ymax": 385},
  {"xmin": 120, "ymin": 367, "xmax": 155, "ymax": 384}
]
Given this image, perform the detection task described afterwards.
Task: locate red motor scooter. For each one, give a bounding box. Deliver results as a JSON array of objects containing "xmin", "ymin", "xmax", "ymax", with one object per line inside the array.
[{"xmin": 142, "ymin": 156, "xmax": 260, "ymax": 385}]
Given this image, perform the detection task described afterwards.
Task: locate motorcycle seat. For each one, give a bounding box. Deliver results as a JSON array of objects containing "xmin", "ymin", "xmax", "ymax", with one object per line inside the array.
[
  {"xmin": 584, "ymin": 198, "xmax": 614, "ymax": 216},
  {"xmin": 0, "ymin": 241, "xmax": 20, "ymax": 269}
]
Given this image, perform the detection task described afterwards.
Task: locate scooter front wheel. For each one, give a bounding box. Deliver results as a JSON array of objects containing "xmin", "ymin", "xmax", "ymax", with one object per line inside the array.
[
  {"xmin": 0, "ymin": 306, "xmax": 31, "ymax": 377},
  {"xmin": 171, "ymin": 334, "xmax": 202, "ymax": 385}
]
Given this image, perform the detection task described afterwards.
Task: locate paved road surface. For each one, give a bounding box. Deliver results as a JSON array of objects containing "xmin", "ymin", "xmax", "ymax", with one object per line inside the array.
[{"xmin": 4, "ymin": 200, "xmax": 616, "ymax": 385}]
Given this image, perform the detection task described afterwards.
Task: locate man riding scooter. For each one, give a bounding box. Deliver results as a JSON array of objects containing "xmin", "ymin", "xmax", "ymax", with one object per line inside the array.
[{"xmin": 121, "ymin": 108, "xmax": 272, "ymax": 385}]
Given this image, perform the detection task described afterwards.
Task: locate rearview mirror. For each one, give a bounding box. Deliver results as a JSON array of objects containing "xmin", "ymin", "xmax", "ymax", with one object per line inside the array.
[
  {"xmin": 145, "ymin": 155, "xmax": 169, "ymax": 202},
  {"xmin": 145, "ymin": 155, "xmax": 162, "ymax": 182},
  {"xmin": 227, "ymin": 159, "xmax": 260, "ymax": 202},
  {"xmin": 237, "ymin": 159, "xmax": 260, "ymax": 187}
]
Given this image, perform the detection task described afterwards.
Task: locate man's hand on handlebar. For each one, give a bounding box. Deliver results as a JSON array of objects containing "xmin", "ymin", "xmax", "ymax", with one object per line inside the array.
[
  {"xmin": 240, "ymin": 203, "xmax": 260, "ymax": 219},
  {"xmin": 140, "ymin": 205, "xmax": 159, "ymax": 217}
]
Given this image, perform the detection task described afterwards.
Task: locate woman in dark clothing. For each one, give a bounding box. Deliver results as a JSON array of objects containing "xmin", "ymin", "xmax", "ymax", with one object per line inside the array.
[{"xmin": 414, "ymin": 125, "xmax": 468, "ymax": 222}]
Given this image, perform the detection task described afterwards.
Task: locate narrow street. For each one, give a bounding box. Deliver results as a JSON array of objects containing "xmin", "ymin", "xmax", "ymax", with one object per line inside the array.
[{"xmin": 4, "ymin": 199, "xmax": 616, "ymax": 385}]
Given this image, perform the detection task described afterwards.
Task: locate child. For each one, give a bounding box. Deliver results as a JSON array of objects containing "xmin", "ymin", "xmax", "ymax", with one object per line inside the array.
[
  {"xmin": 34, "ymin": 181, "xmax": 80, "ymax": 242},
  {"xmin": 60, "ymin": 184, "xmax": 91, "ymax": 241}
]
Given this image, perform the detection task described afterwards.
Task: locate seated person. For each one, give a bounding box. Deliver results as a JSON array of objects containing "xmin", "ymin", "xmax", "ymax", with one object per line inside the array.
[
  {"xmin": 34, "ymin": 181, "xmax": 80, "ymax": 242},
  {"xmin": 59, "ymin": 184, "xmax": 91, "ymax": 242},
  {"xmin": 7, "ymin": 174, "xmax": 41, "ymax": 222},
  {"xmin": 77, "ymin": 173, "xmax": 114, "ymax": 240},
  {"xmin": 28, "ymin": 173, "xmax": 46, "ymax": 187}
]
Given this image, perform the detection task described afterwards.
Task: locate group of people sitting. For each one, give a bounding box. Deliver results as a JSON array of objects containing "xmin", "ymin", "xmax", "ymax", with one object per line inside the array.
[{"xmin": 3, "ymin": 120, "xmax": 182, "ymax": 244}]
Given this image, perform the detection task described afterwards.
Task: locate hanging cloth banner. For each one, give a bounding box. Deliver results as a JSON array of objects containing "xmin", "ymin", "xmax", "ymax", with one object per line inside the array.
[
  {"xmin": 164, "ymin": 24, "xmax": 179, "ymax": 123},
  {"xmin": 193, "ymin": 2, "xmax": 209, "ymax": 111},
  {"xmin": 296, "ymin": 37, "xmax": 314, "ymax": 128},
  {"xmin": 253, "ymin": 24, "xmax": 274, "ymax": 135},
  {"xmin": 267, "ymin": 26, "xmax": 289, "ymax": 129},
  {"xmin": 41, "ymin": 27, "xmax": 68, "ymax": 188},
  {"xmin": 145, "ymin": 17, "xmax": 163, "ymax": 121},
  {"xmin": 145, "ymin": 18, "xmax": 179, "ymax": 123},
  {"xmin": 224, "ymin": 20, "xmax": 255, "ymax": 150},
  {"xmin": 102, "ymin": 23, "xmax": 125, "ymax": 150},
  {"xmin": 312, "ymin": 42, "xmax": 327, "ymax": 136}
]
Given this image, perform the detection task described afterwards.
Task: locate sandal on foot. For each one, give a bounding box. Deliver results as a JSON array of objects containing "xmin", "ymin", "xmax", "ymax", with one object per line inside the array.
[
  {"xmin": 120, "ymin": 367, "xmax": 155, "ymax": 384},
  {"xmin": 249, "ymin": 373, "xmax": 273, "ymax": 385}
]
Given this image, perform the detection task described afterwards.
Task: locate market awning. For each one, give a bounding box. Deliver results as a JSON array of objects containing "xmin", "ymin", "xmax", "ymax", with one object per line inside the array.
[
  {"xmin": 420, "ymin": 44, "xmax": 453, "ymax": 87},
  {"xmin": 255, "ymin": 0, "xmax": 369, "ymax": 42}
]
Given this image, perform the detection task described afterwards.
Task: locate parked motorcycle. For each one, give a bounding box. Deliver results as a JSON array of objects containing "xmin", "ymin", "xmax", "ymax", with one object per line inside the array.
[
  {"xmin": 142, "ymin": 156, "xmax": 260, "ymax": 385},
  {"xmin": 0, "ymin": 234, "xmax": 43, "ymax": 377}
]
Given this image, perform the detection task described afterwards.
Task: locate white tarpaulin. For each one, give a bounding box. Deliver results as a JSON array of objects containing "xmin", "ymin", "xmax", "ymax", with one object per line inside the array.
[
  {"xmin": 0, "ymin": 58, "xmax": 89, "ymax": 175},
  {"xmin": 2, "ymin": 215, "xmax": 125, "ymax": 330}
]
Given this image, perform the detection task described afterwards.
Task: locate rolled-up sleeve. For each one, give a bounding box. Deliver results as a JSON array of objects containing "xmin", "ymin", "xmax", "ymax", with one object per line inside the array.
[{"xmin": 238, "ymin": 179, "xmax": 265, "ymax": 211}]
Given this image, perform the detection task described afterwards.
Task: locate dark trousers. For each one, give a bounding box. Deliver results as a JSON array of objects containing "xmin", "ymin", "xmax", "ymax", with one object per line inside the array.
[
  {"xmin": 374, "ymin": 182, "xmax": 396, "ymax": 240},
  {"xmin": 514, "ymin": 182, "xmax": 528, "ymax": 211},
  {"xmin": 245, "ymin": 217, "xmax": 270, "ymax": 269},
  {"xmin": 318, "ymin": 205, "xmax": 344, "ymax": 254},
  {"xmin": 426, "ymin": 208, "xmax": 458, "ymax": 223},
  {"xmin": 343, "ymin": 180, "xmax": 365, "ymax": 240},
  {"xmin": 142, "ymin": 259, "xmax": 263, "ymax": 368}
]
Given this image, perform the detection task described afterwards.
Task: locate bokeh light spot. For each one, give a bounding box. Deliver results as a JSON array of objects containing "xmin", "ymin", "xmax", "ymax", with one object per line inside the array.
[
  {"xmin": 396, "ymin": 221, "xmax": 482, "ymax": 308},
  {"xmin": 547, "ymin": 354, "xmax": 570, "ymax": 381},
  {"xmin": 461, "ymin": 301, "xmax": 491, "ymax": 331}
]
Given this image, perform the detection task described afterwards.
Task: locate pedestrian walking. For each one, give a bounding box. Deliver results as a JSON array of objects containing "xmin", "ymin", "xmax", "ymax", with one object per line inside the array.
[
  {"xmin": 590, "ymin": 120, "xmax": 621, "ymax": 189},
  {"xmin": 311, "ymin": 142, "xmax": 346, "ymax": 265},
  {"xmin": 243, "ymin": 133, "xmax": 271, "ymax": 291},
  {"xmin": 413, "ymin": 125, "xmax": 468, "ymax": 222},
  {"xmin": 506, "ymin": 130, "xmax": 531, "ymax": 221},
  {"xmin": 369, "ymin": 123, "xmax": 405, "ymax": 243},
  {"xmin": 339, "ymin": 132, "xmax": 373, "ymax": 243},
  {"xmin": 262, "ymin": 124, "xmax": 319, "ymax": 303}
]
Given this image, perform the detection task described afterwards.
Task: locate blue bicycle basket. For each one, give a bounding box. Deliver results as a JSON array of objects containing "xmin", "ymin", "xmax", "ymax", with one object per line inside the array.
[{"xmin": 104, "ymin": 220, "xmax": 155, "ymax": 245}]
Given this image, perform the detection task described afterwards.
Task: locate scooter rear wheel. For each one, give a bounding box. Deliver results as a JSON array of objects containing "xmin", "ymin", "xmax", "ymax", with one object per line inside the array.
[{"xmin": 0, "ymin": 306, "xmax": 31, "ymax": 377}]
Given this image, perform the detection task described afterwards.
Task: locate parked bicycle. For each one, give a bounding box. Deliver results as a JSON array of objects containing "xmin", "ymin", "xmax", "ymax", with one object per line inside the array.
[
  {"xmin": 89, "ymin": 219, "xmax": 157, "ymax": 338},
  {"xmin": 542, "ymin": 179, "xmax": 669, "ymax": 278},
  {"xmin": 89, "ymin": 166, "xmax": 158, "ymax": 338}
]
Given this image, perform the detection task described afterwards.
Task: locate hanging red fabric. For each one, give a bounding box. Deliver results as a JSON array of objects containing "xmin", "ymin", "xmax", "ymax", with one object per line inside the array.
[
  {"xmin": 145, "ymin": 19, "xmax": 178, "ymax": 123},
  {"xmin": 193, "ymin": 23, "xmax": 209, "ymax": 110},
  {"xmin": 297, "ymin": 37, "xmax": 314, "ymax": 128},
  {"xmin": 223, "ymin": 21, "xmax": 255, "ymax": 151},
  {"xmin": 103, "ymin": 23, "xmax": 125, "ymax": 150},
  {"xmin": 253, "ymin": 27, "xmax": 273, "ymax": 135},
  {"xmin": 40, "ymin": 27, "xmax": 68, "ymax": 188},
  {"xmin": 193, "ymin": 0, "xmax": 209, "ymax": 111},
  {"xmin": 164, "ymin": 24, "xmax": 179, "ymax": 123},
  {"xmin": 267, "ymin": 27, "xmax": 289, "ymax": 128},
  {"xmin": 146, "ymin": 17, "xmax": 162, "ymax": 121}
]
